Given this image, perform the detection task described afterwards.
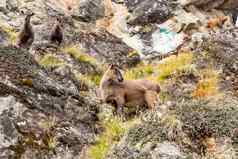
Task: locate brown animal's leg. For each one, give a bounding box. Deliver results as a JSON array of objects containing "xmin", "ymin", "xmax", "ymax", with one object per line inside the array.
[
  {"xmin": 145, "ymin": 91, "xmax": 158, "ymax": 111},
  {"xmin": 115, "ymin": 96, "xmax": 125, "ymax": 118}
]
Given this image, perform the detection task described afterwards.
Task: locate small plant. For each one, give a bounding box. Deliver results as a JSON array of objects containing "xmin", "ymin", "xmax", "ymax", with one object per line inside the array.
[
  {"xmin": 88, "ymin": 117, "xmax": 125, "ymax": 159},
  {"xmin": 62, "ymin": 45, "xmax": 97, "ymax": 65},
  {"xmin": 193, "ymin": 69, "xmax": 219, "ymax": 98},
  {"xmin": 39, "ymin": 54, "xmax": 65, "ymax": 68}
]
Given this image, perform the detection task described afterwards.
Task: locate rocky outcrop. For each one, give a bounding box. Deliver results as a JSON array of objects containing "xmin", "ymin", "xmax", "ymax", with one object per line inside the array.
[{"xmin": 0, "ymin": 46, "xmax": 99, "ymax": 159}]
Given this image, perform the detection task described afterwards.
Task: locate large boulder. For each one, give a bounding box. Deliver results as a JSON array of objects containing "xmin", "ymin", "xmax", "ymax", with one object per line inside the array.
[{"xmin": 75, "ymin": 30, "xmax": 140, "ymax": 67}]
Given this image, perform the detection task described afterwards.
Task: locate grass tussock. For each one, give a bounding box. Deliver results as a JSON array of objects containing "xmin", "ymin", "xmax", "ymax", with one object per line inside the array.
[
  {"xmin": 156, "ymin": 52, "xmax": 194, "ymax": 81},
  {"xmin": 39, "ymin": 54, "xmax": 65, "ymax": 68},
  {"xmin": 1, "ymin": 25, "xmax": 18, "ymax": 44},
  {"xmin": 76, "ymin": 73, "xmax": 102, "ymax": 88},
  {"xmin": 124, "ymin": 52, "xmax": 194, "ymax": 82},
  {"xmin": 124, "ymin": 62, "xmax": 154, "ymax": 80},
  {"xmin": 193, "ymin": 69, "xmax": 219, "ymax": 98},
  {"xmin": 62, "ymin": 45, "xmax": 97, "ymax": 65},
  {"xmin": 88, "ymin": 117, "xmax": 125, "ymax": 159}
]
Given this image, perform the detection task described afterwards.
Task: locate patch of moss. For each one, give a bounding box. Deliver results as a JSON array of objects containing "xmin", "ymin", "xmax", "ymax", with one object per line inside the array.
[
  {"xmin": 62, "ymin": 46, "xmax": 97, "ymax": 65},
  {"xmin": 88, "ymin": 117, "xmax": 125, "ymax": 159},
  {"xmin": 39, "ymin": 54, "xmax": 65, "ymax": 68}
]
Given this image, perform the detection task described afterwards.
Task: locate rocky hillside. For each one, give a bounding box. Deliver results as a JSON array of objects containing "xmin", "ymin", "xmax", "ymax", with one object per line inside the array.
[{"xmin": 0, "ymin": 0, "xmax": 238, "ymax": 159}]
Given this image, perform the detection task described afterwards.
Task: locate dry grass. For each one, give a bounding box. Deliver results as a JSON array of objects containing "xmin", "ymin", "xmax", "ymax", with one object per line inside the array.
[{"xmin": 193, "ymin": 69, "xmax": 219, "ymax": 98}]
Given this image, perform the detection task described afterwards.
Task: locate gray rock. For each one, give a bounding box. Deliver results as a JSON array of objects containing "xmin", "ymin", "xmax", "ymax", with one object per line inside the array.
[
  {"xmin": 152, "ymin": 142, "xmax": 183, "ymax": 159},
  {"xmin": 125, "ymin": 0, "xmax": 174, "ymax": 25},
  {"xmin": 0, "ymin": 0, "xmax": 7, "ymax": 13},
  {"xmin": 180, "ymin": 0, "xmax": 238, "ymax": 10},
  {"xmin": 72, "ymin": 0, "xmax": 105, "ymax": 23},
  {"xmin": 75, "ymin": 30, "xmax": 140, "ymax": 67}
]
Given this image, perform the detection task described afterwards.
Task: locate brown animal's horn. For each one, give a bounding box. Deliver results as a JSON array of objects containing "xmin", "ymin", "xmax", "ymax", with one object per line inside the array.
[{"xmin": 108, "ymin": 63, "xmax": 114, "ymax": 68}]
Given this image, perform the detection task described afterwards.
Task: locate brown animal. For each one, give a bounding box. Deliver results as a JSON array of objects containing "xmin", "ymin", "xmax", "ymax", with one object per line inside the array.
[
  {"xmin": 50, "ymin": 17, "xmax": 63, "ymax": 45},
  {"xmin": 99, "ymin": 64, "xmax": 160, "ymax": 116},
  {"xmin": 16, "ymin": 13, "xmax": 34, "ymax": 49}
]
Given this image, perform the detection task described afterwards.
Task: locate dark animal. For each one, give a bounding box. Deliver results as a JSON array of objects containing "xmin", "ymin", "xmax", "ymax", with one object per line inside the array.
[
  {"xmin": 50, "ymin": 18, "xmax": 63, "ymax": 45},
  {"xmin": 99, "ymin": 64, "xmax": 160, "ymax": 116},
  {"xmin": 16, "ymin": 13, "xmax": 34, "ymax": 49}
]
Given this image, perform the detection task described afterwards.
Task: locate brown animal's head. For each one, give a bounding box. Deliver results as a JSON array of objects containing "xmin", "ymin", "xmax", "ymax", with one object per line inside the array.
[
  {"xmin": 108, "ymin": 64, "xmax": 124, "ymax": 82},
  {"xmin": 24, "ymin": 12, "xmax": 34, "ymax": 23},
  {"xmin": 101, "ymin": 64, "xmax": 124, "ymax": 86},
  {"xmin": 55, "ymin": 17, "xmax": 64, "ymax": 27}
]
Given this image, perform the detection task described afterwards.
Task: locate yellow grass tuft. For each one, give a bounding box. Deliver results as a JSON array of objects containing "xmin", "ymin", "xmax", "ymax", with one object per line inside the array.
[
  {"xmin": 39, "ymin": 54, "xmax": 65, "ymax": 68},
  {"xmin": 62, "ymin": 45, "xmax": 97, "ymax": 65}
]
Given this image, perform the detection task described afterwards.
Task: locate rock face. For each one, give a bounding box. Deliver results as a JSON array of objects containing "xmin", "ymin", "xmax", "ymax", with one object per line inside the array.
[
  {"xmin": 125, "ymin": 0, "xmax": 174, "ymax": 25},
  {"xmin": 0, "ymin": 46, "xmax": 99, "ymax": 159}
]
